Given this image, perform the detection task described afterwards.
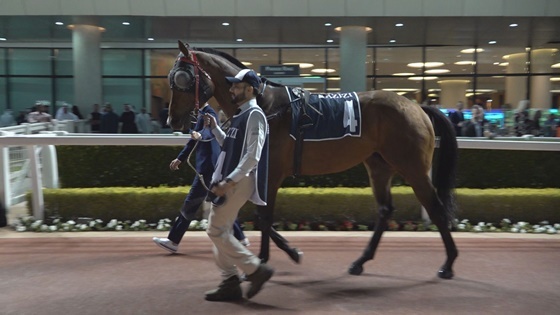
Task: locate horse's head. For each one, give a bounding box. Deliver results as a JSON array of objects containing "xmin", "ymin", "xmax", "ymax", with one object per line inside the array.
[{"xmin": 167, "ymin": 41, "xmax": 215, "ymax": 130}]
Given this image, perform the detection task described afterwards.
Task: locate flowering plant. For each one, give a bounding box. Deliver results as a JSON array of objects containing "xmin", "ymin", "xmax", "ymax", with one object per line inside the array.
[{"xmin": 10, "ymin": 216, "xmax": 560, "ymax": 234}]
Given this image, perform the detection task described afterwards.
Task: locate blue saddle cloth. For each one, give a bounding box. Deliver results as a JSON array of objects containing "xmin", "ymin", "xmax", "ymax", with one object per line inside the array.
[{"xmin": 289, "ymin": 90, "xmax": 362, "ymax": 141}]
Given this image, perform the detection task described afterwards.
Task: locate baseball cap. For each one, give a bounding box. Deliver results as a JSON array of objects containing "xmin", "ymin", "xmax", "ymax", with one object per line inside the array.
[{"xmin": 225, "ymin": 69, "xmax": 261, "ymax": 90}]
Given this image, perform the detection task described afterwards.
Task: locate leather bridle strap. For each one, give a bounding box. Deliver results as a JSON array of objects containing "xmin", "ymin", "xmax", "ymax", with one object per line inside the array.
[{"xmin": 179, "ymin": 53, "xmax": 211, "ymax": 114}]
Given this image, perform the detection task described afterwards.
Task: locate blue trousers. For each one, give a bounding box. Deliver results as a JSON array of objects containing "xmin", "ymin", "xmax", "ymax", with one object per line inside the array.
[{"xmin": 168, "ymin": 175, "xmax": 245, "ymax": 244}]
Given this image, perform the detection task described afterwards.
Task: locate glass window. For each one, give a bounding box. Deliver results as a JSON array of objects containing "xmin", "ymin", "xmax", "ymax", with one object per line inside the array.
[
  {"xmin": 375, "ymin": 47, "xmax": 422, "ymax": 76},
  {"xmin": 54, "ymin": 49, "xmax": 73, "ymax": 76},
  {"xmin": 0, "ymin": 48, "xmax": 5, "ymax": 74},
  {"xmin": 9, "ymin": 77, "xmax": 53, "ymax": 113},
  {"xmin": 8, "ymin": 49, "xmax": 52, "ymax": 75},
  {"xmin": 236, "ymin": 48, "xmax": 279, "ymax": 76},
  {"xmin": 102, "ymin": 49, "xmax": 142, "ymax": 76},
  {"xmin": 55, "ymin": 78, "xmax": 74, "ymax": 106},
  {"xmin": 425, "ymin": 46, "xmax": 475, "ymax": 76},
  {"xmin": 0, "ymin": 78, "xmax": 7, "ymax": 110},
  {"xmin": 102, "ymin": 78, "xmax": 143, "ymax": 111},
  {"xmin": 477, "ymin": 46, "xmax": 525, "ymax": 75}
]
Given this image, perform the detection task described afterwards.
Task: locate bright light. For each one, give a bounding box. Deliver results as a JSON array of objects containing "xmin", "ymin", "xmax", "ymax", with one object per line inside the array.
[
  {"xmin": 509, "ymin": 23, "xmax": 518, "ymax": 27},
  {"xmin": 236, "ymin": 38, "xmax": 243, "ymax": 42},
  {"xmin": 488, "ymin": 40, "xmax": 497, "ymax": 44},
  {"xmin": 389, "ymin": 39, "xmax": 396, "ymax": 43},
  {"xmin": 392, "ymin": 72, "xmax": 415, "ymax": 76},
  {"xmin": 311, "ymin": 68, "xmax": 336, "ymax": 74},
  {"xmin": 460, "ymin": 48, "xmax": 484, "ymax": 53},
  {"xmin": 326, "ymin": 39, "xmax": 334, "ymax": 43},
  {"xmin": 0, "ymin": 37, "xmax": 6, "ymax": 41},
  {"xmin": 122, "ymin": 22, "xmax": 130, "ymax": 26},
  {"xmin": 222, "ymin": 22, "xmax": 230, "ymax": 26},
  {"xmin": 408, "ymin": 76, "xmax": 439, "ymax": 81},
  {"xmin": 327, "ymin": 77, "xmax": 340, "ymax": 81},
  {"xmin": 550, "ymin": 77, "xmax": 560, "ymax": 82},
  {"xmin": 324, "ymin": 23, "xmax": 332, "ymax": 26},
  {"xmin": 55, "ymin": 22, "xmax": 64, "ymax": 26},
  {"xmin": 552, "ymin": 63, "xmax": 560, "ymax": 69},
  {"xmin": 454, "ymin": 61, "xmax": 476, "ymax": 65},
  {"xmin": 241, "ymin": 61, "xmax": 252, "ymax": 66},
  {"xmin": 425, "ymin": 69, "xmax": 450, "ymax": 74},
  {"xmin": 395, "ymin": 23, "xmax": 403, "ymax": 27},
  {"xmin": 147, "ymin": 38, "xmax": 154, "ymax": 41},
  {"xmin": 283, "ymin": 62, "xmax": 314, "ymax": 69},
  {"xmin": 407, "ymin": 62, "xmax": 444, "ymax": 68}
]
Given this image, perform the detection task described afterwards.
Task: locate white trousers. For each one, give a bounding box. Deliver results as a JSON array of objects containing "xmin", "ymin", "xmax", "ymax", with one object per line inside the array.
[{"xmin": 206, "ymin": 174, "xmax": 260, "ymax": 279}]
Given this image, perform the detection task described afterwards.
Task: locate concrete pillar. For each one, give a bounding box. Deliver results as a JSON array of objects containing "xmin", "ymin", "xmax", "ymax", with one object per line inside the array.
[
  {"xmin": 504, "ymin": 52, "xmax": 528, "ymax": 110},
  {"xmin": 339, "ymin": 26, "xmax": 369, "ymax": 93},
  {"xmin": 70, "ymin": 24, "xmax": 104, "ymax": 116},
  {"xmin": 530, "ymin": 49, "xmax": 557, "ymax": 109},
  {"xmin": 439, "ymin": 80, "xmax": 469, "ymax": 108}
]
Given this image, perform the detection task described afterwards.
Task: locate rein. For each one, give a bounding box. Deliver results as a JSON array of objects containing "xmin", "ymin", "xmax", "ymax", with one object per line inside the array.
[{"xmin": 178, "ymin": 53, "xmax": 212, "ymax": 114}]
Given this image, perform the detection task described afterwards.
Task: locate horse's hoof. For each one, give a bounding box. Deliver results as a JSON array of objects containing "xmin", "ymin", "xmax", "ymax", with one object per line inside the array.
[
  {"xmin": 288, "ymin": 248, "xmax": 303, "ymax": 264},
  {"xmin": 438, "ymin": 268, "xmax": 454, "ymax": 279},
  {"xmin": 348, "ymin": 263, "xmax": 363, "ymax": 275}
]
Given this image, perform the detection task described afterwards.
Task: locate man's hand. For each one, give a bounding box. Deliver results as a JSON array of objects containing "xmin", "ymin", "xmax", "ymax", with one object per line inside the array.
[
  {"xmin": 204, "ymin": 113, "xmax": 217, "ymax": 129},
  {"xmin": 191, "ymin": 130, "xmax": 201, "ymax": 140},
  {"xmin": 169, "ymin": 159, "xmax": 182, "ymax": 171},
  {"xmin": 211, "ymin": 180, "xmax": 236, "ymax": 197}
]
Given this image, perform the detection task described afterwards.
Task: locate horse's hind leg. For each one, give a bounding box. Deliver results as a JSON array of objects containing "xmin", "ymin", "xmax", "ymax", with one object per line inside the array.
[
  {"xmin": 349, "ymin": 153, "xmax": 395, "ymax": 275},
  {"xmin": 408, "ymin": 175, "xmax": 458, "ymax": 279}
]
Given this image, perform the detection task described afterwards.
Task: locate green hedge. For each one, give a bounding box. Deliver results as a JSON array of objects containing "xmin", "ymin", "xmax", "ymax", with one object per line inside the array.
[
  {"xmin": 56, "ymin": 146, "xmax": 560, "ymax": 189},
  {"xmin": 27, "ymin": 187, "xmax": 560, "ymax": 224}
]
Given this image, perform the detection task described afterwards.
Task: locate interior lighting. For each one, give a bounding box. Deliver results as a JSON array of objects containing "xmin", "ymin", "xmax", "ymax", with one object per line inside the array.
[
  {"xmin": 488, "ymin": 40, "xmax": 497, "ymax": 44},
  {"xmin": 241, "ymin": 61, "xmax": 252, "ymax": 66},
  {"xmin": 395, "ymin": 23, "xmax": 404, "ymax": 27},
  {"xmin": 236, "ymin": 38, "xmax": 243, "ymax": 42},
  {"xmin": 222, "ymin": 22, "xmax": 230, "ymax": 26},
  {"xmin": 407, "ymin": 62, "xmax": 444, "ymax": 68},
  {"xmin": 509, "ymin": 23, "xmax": 518, "ymax": 27},
  {"xmin": 325, "ymin": 23, "xmax": 332, "ymax": 26},
  {"xmin": 327, "ymin": 77, "xmax": 341, "ymax": 80},
  {"xmin": 283, "ymin": 62, "xmax": 314, "ymax": 68},
  {"xmin": 382, "ymin": 88, "xmax": 419, "ymax": 92},
  {"xmin": 551, "ymin": 63, "xmax": 560, "ymax": 68},
  {"xmin": 393, "ymin": 72, "xmax": 415, "ymax": 76},
  {"xmin": 460, "ymin": 48, "xmax": 484, "ymax": 53},
  {"xmin": 334, "ymin": 26, "xmax": 372, "ymax": 32},
  {"xmin": 311, "ymin": 68, "xmax": 336, "ymax": 74},
  {"xmin": 327, "ymin": 88, "xmax": 340, "ymax": 91},
  {"xmin": 67, "ymin": 25, "xmax": 105, "ymax": 32},
  {"xmin": 499, "ymin": 62, "xmax": 509, "ymax": 66},
  {"xmin": 408, "ymin": 76, "xmax": 438, "ymax": 81},
  {"xmin": 147, "ymin": 38, "xmax": 154, "ymax": 41},
  {"xmin": 425, "ymin": 69, "xmax": 450, "ymax": 74},
  {"xmin": 326, "ymin": 39, "xmax": 334, "ymax": 43},
  {"xmin": 55, "ymin": 22, "xmax": 64, "ymax": 25},
  {"xmin": 550, "ymin": 77, "xmax": 560, "ymax": 81},
  {"xmin": 0, "ymin": 37, "xmax": 6, "ymax": 41},
  {"xmin": 122, "ymin": 22, "xmax": 130, "ymax": 26},
  {"xmin": 389, "ymin": 39, "xmax": 396, "ymax": 43},
  {"xmin": 454, "ymin": 61, "xmax": 476, "ymax": 65}
]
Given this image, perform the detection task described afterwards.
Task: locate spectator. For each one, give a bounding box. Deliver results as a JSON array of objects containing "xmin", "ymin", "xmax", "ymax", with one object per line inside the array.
[
  {"xmin": 120, "ymin": 104, "xmax": 138, "ymax": 134},
  {"xmin": 530, "ymin": 110, "xmax": 542, "ymax": 136},
  {"xmin": 543, "ymin": 113, "xmax": 558, "ymax": 137},
  {"xmin": 55, "ymin": 105, "xmax": 78, "ymax": 121},
  {"xmin": 89, "ymin": 104, "xmax": 102, "ymax": 133},
  {"xmin": 514, "ymin": 110, "xmax": 532, "ymax": 136},
  {"xmin": 72, "ymin": 105, "xmax": 84, "ymax": 120},
  {"xmin": 15, "ymin": 110, "xmax": 28, "ymax": 125},
  {"xmin": 100, "ymin": 103, "xmax": 119, "ymax": 133},
  {"xmin": 27, "ymin": 104, "xmax": 52, "ymax": 123},
  {"xmin": 135, "ymin": 108, "xmax": 152, "ymax": 134},
  {"xmin": 159, "ymin": 102, "xmax": 171, "ymax": 133},
  {"xmin": 0, "ymin": 109, "xmax": 16, "ymax": 127},
  {"xmin": 448, "ymin": 101, "xmax": 465, "ymax": 136},
  {"xmin": 462, "ymin": 105, "xmax": 488, "ymax": 137}
]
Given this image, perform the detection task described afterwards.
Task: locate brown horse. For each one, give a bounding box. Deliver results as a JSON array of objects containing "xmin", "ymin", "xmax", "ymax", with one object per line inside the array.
[{"xmin": 168, "ymin": 41, "xmax": 459, "ymax": 279}]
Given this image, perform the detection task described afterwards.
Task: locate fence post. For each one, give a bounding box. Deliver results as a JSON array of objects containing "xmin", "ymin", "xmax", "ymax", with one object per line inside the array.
[
  {"xmin": 0, "ymin": 144, "xmax": 11, "ymax": 208},
  {"xmin": 27, "ymin": 145, "xmax": 44, "ymax": 220},
  {"xmin": 41, "ymin": 145, "xmax": 59, "ymax": 189}
]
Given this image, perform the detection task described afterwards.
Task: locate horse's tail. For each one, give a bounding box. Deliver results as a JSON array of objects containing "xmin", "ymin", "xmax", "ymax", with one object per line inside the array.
[{"xmin": 421, "ymin": 105, "xmax": 458, "ymax": 221}]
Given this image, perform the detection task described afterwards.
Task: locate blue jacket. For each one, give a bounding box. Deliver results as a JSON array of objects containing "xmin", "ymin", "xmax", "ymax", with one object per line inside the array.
[{"xmin": 176, "ymin": 105, "xmax": 220, "ymax": 175}]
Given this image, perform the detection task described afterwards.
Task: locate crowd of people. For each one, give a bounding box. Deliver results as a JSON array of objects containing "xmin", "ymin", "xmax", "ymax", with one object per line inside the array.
[{"xmin": 0, "ymin": 101, "xmax": 174, "ymax": 134}]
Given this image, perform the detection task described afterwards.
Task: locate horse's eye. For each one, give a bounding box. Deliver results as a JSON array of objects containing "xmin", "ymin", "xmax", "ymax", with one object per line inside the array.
[{"xmin": 174, "ymin": 70, "xmax": 190, "ymax": 90}]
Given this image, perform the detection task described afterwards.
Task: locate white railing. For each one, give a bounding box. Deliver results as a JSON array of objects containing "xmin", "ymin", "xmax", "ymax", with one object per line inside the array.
[{"xmin": 0, "ymin": 131, "xmax": 559, "ymax": 220}]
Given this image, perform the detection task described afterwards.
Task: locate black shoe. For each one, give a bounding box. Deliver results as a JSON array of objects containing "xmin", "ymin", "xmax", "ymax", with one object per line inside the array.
[
  {"xmin": 245, "ymin": 263, "xmax": 274, "ymax": 299},
  {"xmin": 205, "ymin": 275, "xmax": 243, "ymax": 302}
]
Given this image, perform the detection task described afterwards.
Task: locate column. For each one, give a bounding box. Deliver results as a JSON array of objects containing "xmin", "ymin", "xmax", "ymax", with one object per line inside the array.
[
  {"xmin": 530, "ymin": 48, "xmax": 557, "ymax": 109},
  {"xmin": 70, "ymin": 24, "xmax": 104, "ymax": 115},
  {"xmin": 438, "ymin": 80, "xmax": 469, "ymax": 108},
  {"xmin": 339, "ymin": 26, "xmax": 369, "ymax": 93},
  {"xmin": 504, "ymin": 52, "xmax": 528, "ymax": 110}
]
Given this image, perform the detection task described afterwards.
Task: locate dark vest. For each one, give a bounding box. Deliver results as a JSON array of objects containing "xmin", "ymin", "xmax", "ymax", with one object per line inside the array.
[{"xmin": 216, "ymin": 106, "xmax": 269, "ymax": 205}]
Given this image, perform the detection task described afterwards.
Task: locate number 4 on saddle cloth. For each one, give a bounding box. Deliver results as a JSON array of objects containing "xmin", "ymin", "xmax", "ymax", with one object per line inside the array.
[{"xmin": 288, "ymin": 88, "xmax": 362, "ymax": 141}]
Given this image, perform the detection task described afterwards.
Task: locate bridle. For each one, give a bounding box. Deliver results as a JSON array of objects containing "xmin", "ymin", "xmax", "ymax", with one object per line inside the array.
[{"xmin": 168, "ymin": 51, "xmax": 213, "ymax": 116}]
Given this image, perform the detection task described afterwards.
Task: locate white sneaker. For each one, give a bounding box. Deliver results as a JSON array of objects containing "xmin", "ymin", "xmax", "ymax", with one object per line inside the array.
[
  {"xmin": 153, "ymin": 237, "xmax": 178, "ymax": 253},
  {"xmin": 240, "ymin": 238, "xmax": 250, "ymax": 247}
]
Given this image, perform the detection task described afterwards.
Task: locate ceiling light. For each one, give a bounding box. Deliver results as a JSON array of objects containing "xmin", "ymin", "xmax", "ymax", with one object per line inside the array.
[
  {"xmin": 324, "ymin": 23, "xmax": 332, "ymax": 26},
  {"xmin": 283, "ymin": 62, "xmax": 314, "ymax": 68},
  {"xmin": 326, "ymin": 39, "xmax": 333, "ymax": 43},
  {"xmin": 327, "ymin": 88, "xmax": 340, "ymax": 91},
  {"xmin": 550, "ymin": 77, "xmax": 560, "ymax": 81},
  {"xmin": 499, "ymin": 62, "xmax": 509, "ymax": 66},
  {"xmin": 122, "ymin": 22, "xmax": 130, "ymax": 26},
  {"xmin": 311, "ymin": 68, "xmax": 336, "ymax": 74},
  {"xmin": 488, "ymin": 40, "xmax": 497, "ymax": 44},
  {"xmin": 509, "ymin": 23, "xmax": 518, "ymax": 27},
  {"xmin": 461, "ymin": 48, "xmax": 484, "ymax": 53},
  {"xmin": 222, "ymin": 22, "xmax": 230, "ymax": 26},
  {"xmin": 0, "ymin": 37, "xmax": 6, "ymax": 41},
  {"xmin": 389, "ymin": 39, "xmax": 396, "ymax": 43},
  {"xmin": 392, "ymin": 72, "xmax": 415, "ymax": 76},
  {"xmin": 407, "ymin": 62, "xmax": 444, "ymax": 68},
  {"xmin": 454, "ymin": 61, "xmax": 476, "ymax": 65},
  {"xmin": 334, "ymin": 26, "xmax": 372, "ymax": 32},
  {"xmin": 552, "ymin": 63, "xmax": 560, "ymax": 68},
  {"xmin": 493, "ymin": 62, "xmax": 500, "ymax": 65},
  {"xmin": 147, "ymin": 38, "xmax": 154, "ymax": 41},
  {"xmin": 425, "ymin": 69, "xmax": 450, "ymax": 74},
  {"xmin": 395, "ymin": 23, "xmax": 403, "ymax": 27},
  {"xmin": 383, "ymin": 88, "xmax": 419, "ymax": 92},
  {"xmin": 241, "ymin": 61, "xmax": 252, "ymax": 66},
  {"xmin": 408, "ymin": 76, "xmax": 438, "ymax": 81},
  {"xmin": 55, "ymin": 22, "xmax": 64, "ymax": 26},
  {"xmin": 327, "ymin": 77, "xmax": 341, "ymax": 81},
  {"xmin": 236, "ymin": 38, "xmax": 243, "ymax": 42}
]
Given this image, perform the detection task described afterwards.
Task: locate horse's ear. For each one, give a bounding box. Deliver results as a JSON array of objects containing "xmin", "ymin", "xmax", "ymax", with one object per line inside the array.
[{"xmin": 178, "ymin": 40, "xmax": 193, "ymax": 60}]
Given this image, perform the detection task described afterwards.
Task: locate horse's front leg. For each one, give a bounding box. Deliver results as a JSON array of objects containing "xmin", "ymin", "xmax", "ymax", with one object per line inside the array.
[{"xmin": 256, "ymin": 204, "xmax": 272, "ymax": 263}]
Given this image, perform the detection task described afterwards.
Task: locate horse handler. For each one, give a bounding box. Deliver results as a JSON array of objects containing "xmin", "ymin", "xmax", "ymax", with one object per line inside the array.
[{"xmin": 203, "ymin": 69, "xmax": 273, "ymax": 301}]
